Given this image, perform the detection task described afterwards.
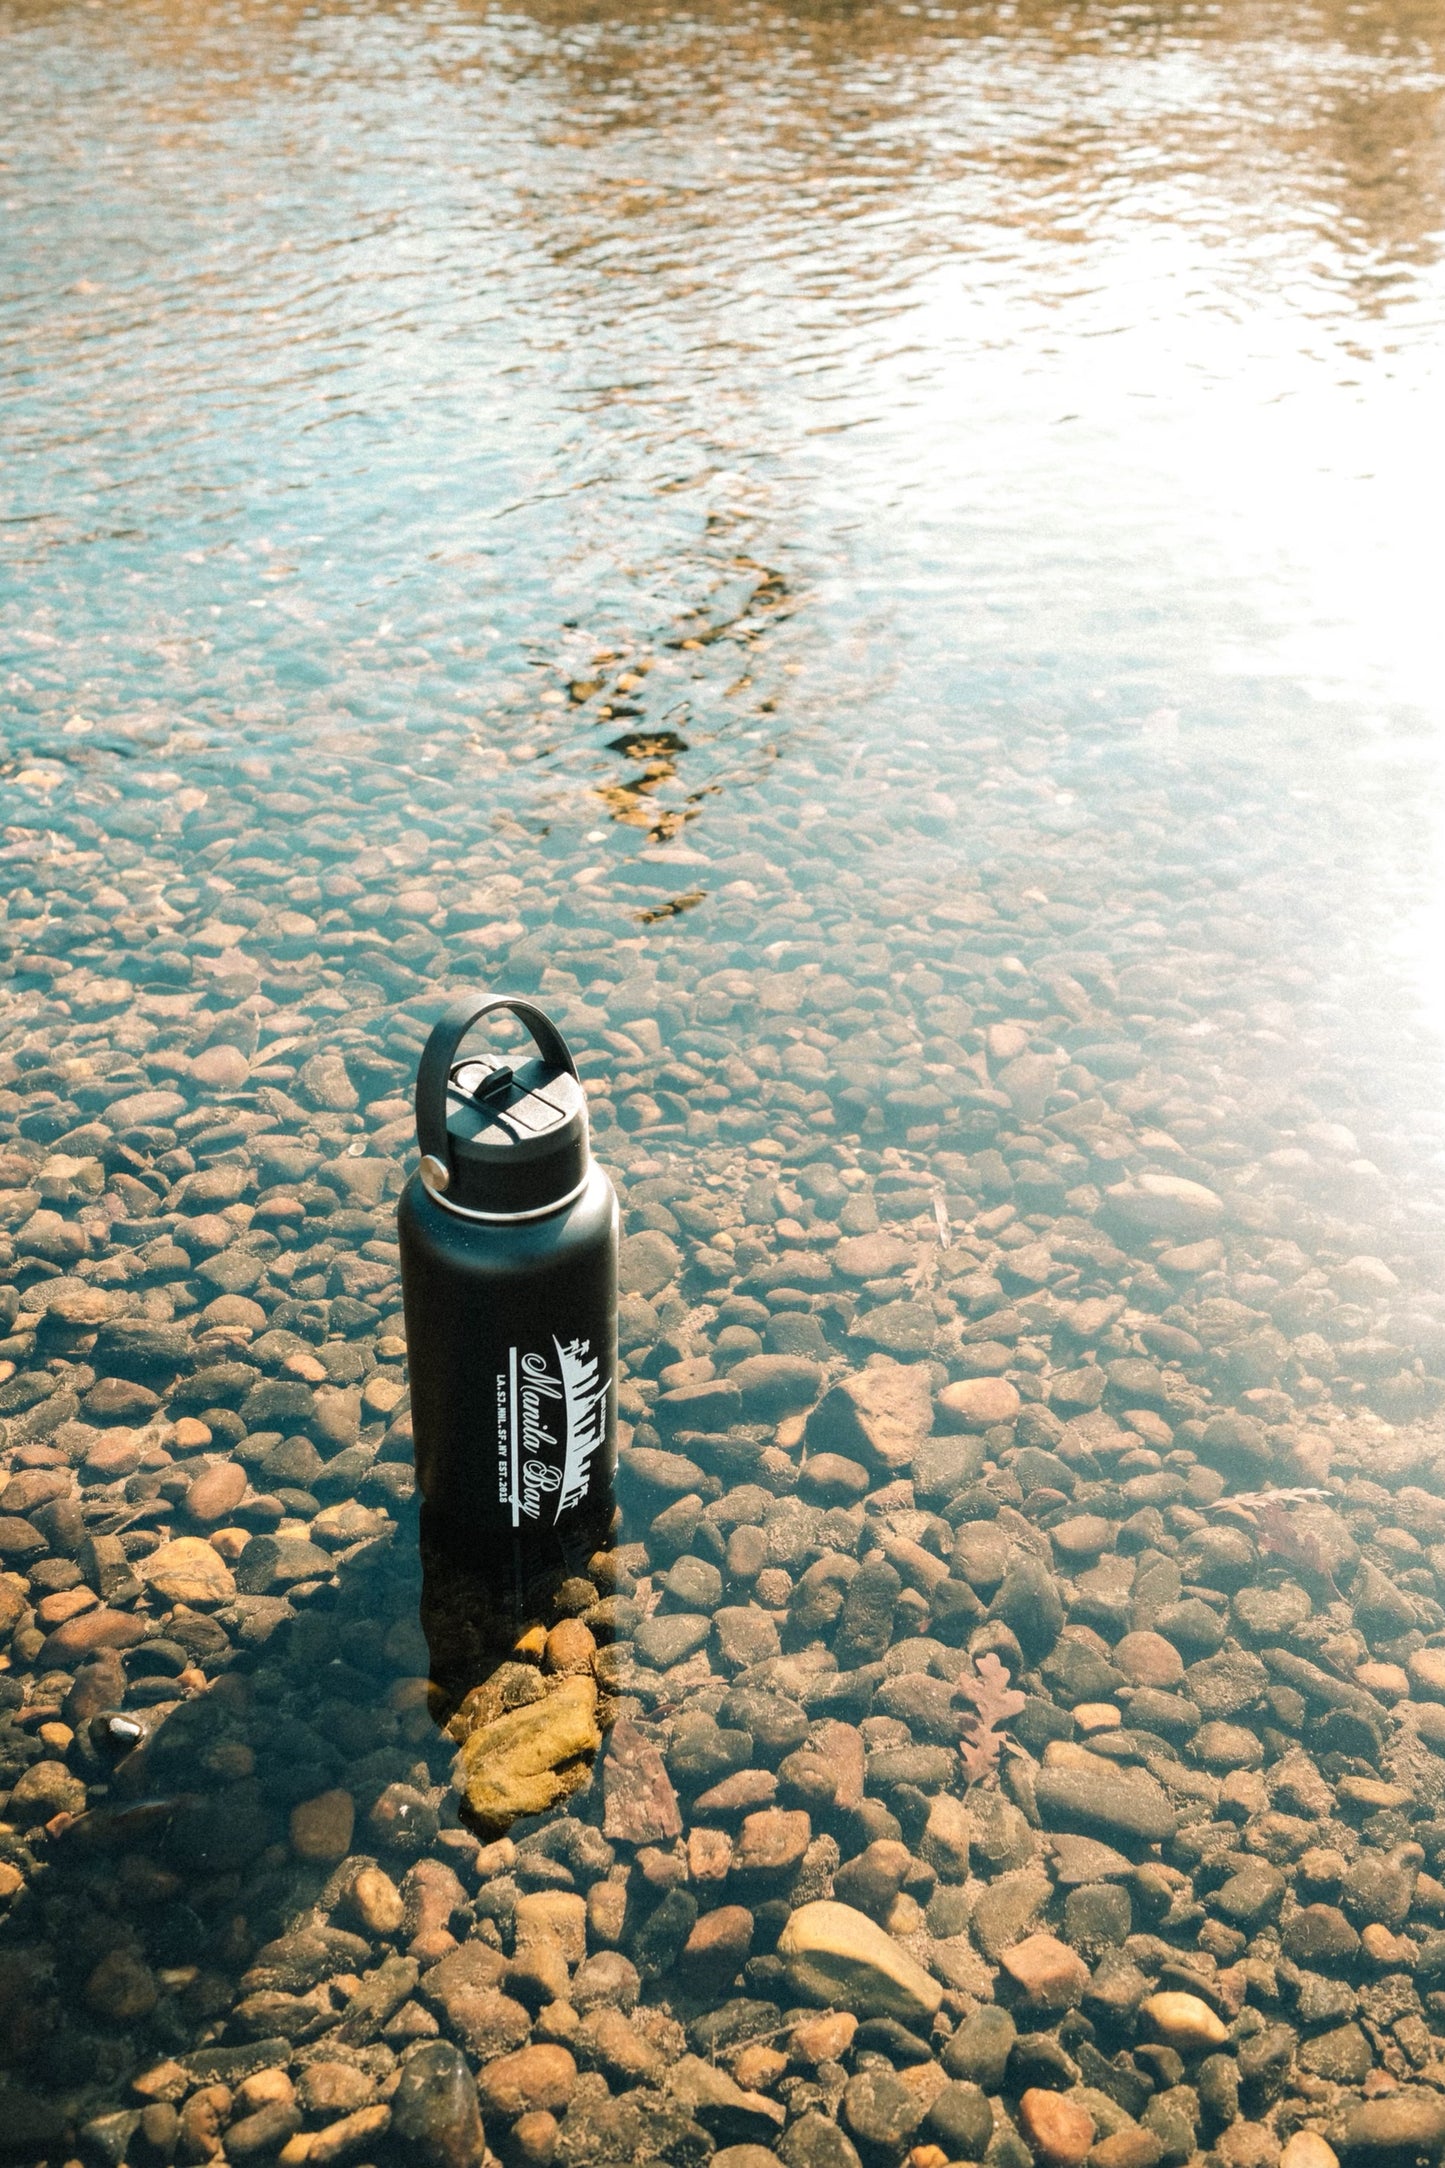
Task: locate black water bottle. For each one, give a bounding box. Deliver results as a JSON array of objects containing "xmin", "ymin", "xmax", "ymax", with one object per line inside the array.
[{"xmin": 397, "ymin": 993, "xmax": 618, "ymax": 1581}]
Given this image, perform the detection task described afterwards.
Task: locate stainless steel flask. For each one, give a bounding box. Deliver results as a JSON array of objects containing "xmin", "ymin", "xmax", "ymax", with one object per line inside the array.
[{"xmin": 397, "ymin": 993, "xmax": 618, "ymax": 1575}]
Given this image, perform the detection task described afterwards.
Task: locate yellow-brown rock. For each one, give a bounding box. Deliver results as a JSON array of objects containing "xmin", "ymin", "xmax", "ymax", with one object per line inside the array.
[
  {"xmin": 346, "ymin": 1865, "xmax": 406, "ymax": 1936},
  {"xmin": 1279, "ymin": 2135, "xmax": 1339, "ymax": 2168},
  {"xmin": 513, "ymin": 1890, "xmax": 587, "ymax": 1964},
  {"xmin": 778, "ymin": 1899, "xmax": 942, "ymax": 2024},
  {"xmin": 790, "ymin": 2011, "xmax": 858, "ymax": 2066},
  {"xmin": 543, "ymin": 1619, "xmax": 596, "ymax": 1676},
  {"xmin": 141, "ymin": 1536, "xmax": 236, "ymax": 1607},
  {"xmin": 478, "ymin": 2044, "xmax": 578, "ymax": 2120},
  {"xmin": 1139, "ymin": 1990, "xmax": 1229, "ymax": 2051},
  {"xmin": 457, "ymin": 1676, "xmax": 601, "ymax": 1834}
]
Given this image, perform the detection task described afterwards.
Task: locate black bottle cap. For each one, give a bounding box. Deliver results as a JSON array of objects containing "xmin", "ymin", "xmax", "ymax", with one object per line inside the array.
[{"xmin": 414, "ymin": 993, "xmax": 590, "ymax": 1217}]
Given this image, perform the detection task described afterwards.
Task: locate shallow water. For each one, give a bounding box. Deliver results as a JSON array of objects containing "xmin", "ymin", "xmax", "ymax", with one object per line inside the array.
[{"xmin": 4, "ymin": 0, "xmax": 1445, "ymax": 2156}]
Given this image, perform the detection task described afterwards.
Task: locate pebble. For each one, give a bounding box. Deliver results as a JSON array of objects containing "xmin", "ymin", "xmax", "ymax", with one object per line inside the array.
[
  {"xmin": 477, "ymin": 2044, "xmax": 577, "ymax": 2120},
  {"xmin": 289, "ymin": 1788, "xmax": 356, "ymax": 1860},
  {"xmin": 1339, "ymin": 2096, "xmax": 1445, "ymax": 2164},
  {"xmin": 185, "ymin": 1459, "xmax": 249, "ymax": 1523},
  {"xmin": 1140, "ymin": 1992, "xmax": 1230, "ymax": 2051},
  {"xmin": 1034, "ymin": 1764, "xmax": 1177, "ymax": 1843},
  {"xmin": 937, "ymin": 1375, "xmax": 1023, "ymax": 1429},
  {"xmin": 298, "ymin": 2066, "xmax": 375, "ymax": 2119},
  {"xmin": 999, "ymin": 1932, "xmax": 1091, "ymax": 2012},
  {"xmin": 843, "ymin": 2068, "xmax": 925, "ymax": 2154},
  {"xmin": 84, "ymin": 1947, "xmax": 159, "ymax": 2022},
  {"xmin": 1281, "ymin": 2138, "xmax": 1341, "ymax": 2168},
  {"xmin": 790, "ymin": 2012, "xmax": 859, "ymax": 2065},
  {"xmin": 1019, "ymin": 2088, "xmax": 1096, "ymax": 2168},
  {"xmin": 777, "ymin": 1899, "xmax": 944, "ymax": 2024},
  {"xmin": 807, "ymin": 1363, "xmax": 934, "ymax": 1470},
  {"xmin": 680, "ymin": 1902, "xmax": 754, "ymax": 1985}
]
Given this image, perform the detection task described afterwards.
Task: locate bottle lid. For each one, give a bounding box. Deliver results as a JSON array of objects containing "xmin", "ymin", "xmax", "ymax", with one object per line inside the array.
[{"xmin": 414, "ymin": 994, "xmax": 589, "ymax": 1218}]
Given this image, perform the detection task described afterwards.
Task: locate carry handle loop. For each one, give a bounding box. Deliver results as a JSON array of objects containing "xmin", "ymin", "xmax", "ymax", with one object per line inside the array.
[{"xmin": 415, "ymin": 994, "xmax": 578, "ymax": 1170}]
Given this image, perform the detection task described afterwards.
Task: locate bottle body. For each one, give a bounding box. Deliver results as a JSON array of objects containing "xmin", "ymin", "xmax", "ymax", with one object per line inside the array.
[{"xmin": 397, "ymin": 1161, "xmax": 618, "ymax": 1577}]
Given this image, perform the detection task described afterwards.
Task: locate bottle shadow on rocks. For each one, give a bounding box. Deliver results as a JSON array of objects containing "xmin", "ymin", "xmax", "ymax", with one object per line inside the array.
[
  {"xmin": 0, "ymin": 1492, "xmax": 496, "ymax": 2162},
  {"xmin": 420, "ymin": 1493, "xmax": 624, "ymax": 1846}
]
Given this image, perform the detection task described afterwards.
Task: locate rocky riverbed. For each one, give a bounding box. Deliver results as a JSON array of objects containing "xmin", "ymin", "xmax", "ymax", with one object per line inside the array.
[{"xmin": 5, "ymin": 674, "xmax": 1445, "ymax": 2168}]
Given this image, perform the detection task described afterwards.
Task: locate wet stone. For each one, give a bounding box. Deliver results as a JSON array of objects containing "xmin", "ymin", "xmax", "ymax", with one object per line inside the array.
[
  {"xmin": 1034, "ymin": 1763, "xmax": 1176, "ymax": 1844},
  {"xmin": 1338, "ymin": 2096, "xmax": 1445, "ymax": 2165},
  {"xmin": 842, "ymin": 2068, "xmax": 925, "ymax": 2154},
  {"xmin": 1020, "ymin": 2088, "xmax": 1096, "ymax": 2168},
  {"xmin": 1000, "ymin": 1933, "xmax": 1091, "ymax": 2013},
  {"xmin": 944, "ymin": 2005, "xmax": 1017, "ymax": 2090},
  {"xmin": 1282, "ymin": 1905, "xmax": 1361, "ymax": 1967},
  {"xmin": 778, "ymin": 1898, "xmax": 943, "ymax": 2024},
  {"xmin": 779, "ymin": 2115, "xmax": 866, "ymax": 2168},
  {"xmin": 390, "ymin": 2041, "xmax": 486, "ymax": 2168}
]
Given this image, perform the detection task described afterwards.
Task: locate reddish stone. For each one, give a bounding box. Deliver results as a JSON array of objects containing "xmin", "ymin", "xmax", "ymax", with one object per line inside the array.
[
  {"xmin": 678, "ymin": 1905, "xmax": 754, "ymax": 1987},
  {"xmin": 184, "ymin": 1461, "xmax": 247, "ymax": 1525},
  {"xmin": 38, "ymin": 1607, "xmax": 148, "ymax": 1669},
  {"xmin": 732, "ymin": 1808, "xmax": 811, "ymax": 1875},
  {"xmin": 602, "ymin": 1714, "xmax": 682, "ymax": 1843}
]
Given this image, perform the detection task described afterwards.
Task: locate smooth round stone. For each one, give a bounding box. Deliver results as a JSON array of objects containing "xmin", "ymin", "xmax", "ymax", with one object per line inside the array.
[
  {"xmin": 1113, "ymin": 1631, "xmax": 1185, "ymax": 1688},
  {"xmin": 1410, "ymin": 1648, "xmax": 1445, "ymax": 1703},
  {"xmin": 105, "ymin": 1089, "xmax": 187, "ymax": 1130},
  {"xmin": 477, "ymin": 2044, "xmax": 577, "ymax": 2120},
  {"xmin": 1048, "ymin": 1834, "xmax": 1134, "ymax": 1884},
  {"xmin": 729, "ymin": 1353, "xmax": 823, "ymax": 1417},
  {"xmin": 289, "ymin": 1789, "xmax": 355, "ymax": 1861},
  {"xmin": 797, "ymin": 1453, "xmax": 871, "ymax": 1504},
  {"xmin": 1217, "ymin": 2125, "xmax": 1282, "ymax": 2168},
  {"xmin": 1051, "ymin": 1515, "xmax": 1113, "ymax": 1559},
  {"xmin": 201, "ymin": 1294, "xmax": 267, "ymax": 1330},
  {"xmin": 1074, "ymin": 1704, "xmax": 1122, "ymax": 1735},
  {"xmin": 1416, "ymin": 1704, "xmax": 1445, "ymax": 1752},
  {"xmin": 1140, "ymin": 1991, "xmax": 1228, "ymax": 2051},
  {"xmin": 1193, "ymin": 1720, "xmax": 1264, "ymax": 1771},
  {"xmin": 1233, "ymin": 1583, "xmax": 1312, "ymax": 1638},
  {"xmin": 346, "ymin": 1866, "xmax": 405, "ymax": 1934},
  {"xmin": 1338, "ymin": 2096, "xmax": 1445, "ymax": 2165},
  {"xmin": 1018, "ymin": 2087, "xmax": 1095, "ymax": 2168},
  {"xmin": 842, "ymin": 2067, "xmax": 923, "ymax": 2153},
  {"xmin": 298, "ymin": 2066, "xmax": 375, "ymax": 2119},
  {"xmin": 836, "ymin": 1234, "xmax": 917, "ymax": 1281},
  {"xmin": 790, "ymin": 2012, "xmax": 858, "ymax": 2066},
  {"xmin": 192, "ymin": 1044, "xmax": 250, "ymax": 1090},
  {"xmin": 184, "ymin": 1462, "xmax": 247, "ymax": 1524},
  {"xmin": 634, "ymin": 1613, "xmax": 710, "ymax": 1669},
  {"xmin": 679, "ymin": 1906, "xmax": 755, "ymax": 1985},
  {"xmin": 1361, "ymin": 1925, "xmax": 1417, "ymax": 1967},
  {"xmin": 1281, "ymin": 2136, "xmax": 1340, "ymax": 2168},
  {"xmin": 1101, "ymin": 1173, "xmax": 1223, "ymax": 1239},
  {"xmin": 1033, "ymin": 1763, "xmax": 1176, "ymax": 1843},
  {"xmin": 1355, "ymin": 1662, "xmax": 1410, "ymax": 1702},
  {"xmin": 1281, "ymin": 1905, "xmax": 1360, "ymax": 1965},
  {"xmin": 938, "ymin": 1376, "xmax": 1021, "ymax": 1430},
  {"xmin": 8, "ymin": 1759, "xmax": 87, "ymax": 1826}
]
